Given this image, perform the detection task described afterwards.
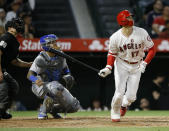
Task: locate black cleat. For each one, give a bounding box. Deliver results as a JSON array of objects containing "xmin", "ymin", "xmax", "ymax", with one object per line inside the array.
[
  {"xmin": 50, "ymin": 112, "xmax": 62, "ymax": 119},
  {"xmin": 1, "ymin": 112, "xmax": 12, "ymax": 119}
]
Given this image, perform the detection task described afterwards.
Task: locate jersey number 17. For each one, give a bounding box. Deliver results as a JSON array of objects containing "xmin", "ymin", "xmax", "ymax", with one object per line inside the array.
[{"xmin": 131, "ymin": 51, "xmax": 139, "ymax": 57}]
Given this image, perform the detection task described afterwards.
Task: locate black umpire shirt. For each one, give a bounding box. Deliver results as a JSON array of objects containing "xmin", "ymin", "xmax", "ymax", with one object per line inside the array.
[{"xmin": 0, "ymin": 32, "xmax": 20, "ymax": 69}]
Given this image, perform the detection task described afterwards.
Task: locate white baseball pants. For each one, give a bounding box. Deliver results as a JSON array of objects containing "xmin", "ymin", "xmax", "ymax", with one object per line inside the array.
[{"xmin": 111, "ymin": 57, "xmax": 142, "ymax": 113}]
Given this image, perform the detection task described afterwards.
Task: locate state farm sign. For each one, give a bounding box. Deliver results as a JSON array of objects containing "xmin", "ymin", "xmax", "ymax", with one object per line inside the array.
[
  {"xmin": 56, "ymin": 41, "xmax": 71, "ymax": 50},
  {"xmin": 88, "ymin": 39, "xmax": 109, "ymax": 51},
  {"xmin": 157, "ymin": 40, "xmax": 169, "ymax": 51},
  {"xmin": 20, "ymin": 39, "xmax": 41, "ymax": 51},
  {"xmin": 18, "ymin": 38, "xmax": 169, "ymax": 52},
  {"xmin": 19, "ymin": 39, "xmax": 72, "ymax": 52}
]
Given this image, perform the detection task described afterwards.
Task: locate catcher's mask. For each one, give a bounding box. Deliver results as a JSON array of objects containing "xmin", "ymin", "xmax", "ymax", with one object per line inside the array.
[
  {"xmin": 40, "ymin": 34, "xmax": 58, "ymax": 51},
  {"xmin": 117, "ymin": 10, "xmax": 134, "ymax": 27},
  {"xmin": 5, "ymin": 18, "xmax": 24, "ymax": 34}
]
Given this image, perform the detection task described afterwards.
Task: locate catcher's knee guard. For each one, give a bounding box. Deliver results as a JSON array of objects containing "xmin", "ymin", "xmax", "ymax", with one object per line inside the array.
[
  {"xmin": 59, "ymin": 87, "xmax": 80, "ymax": 112},
  {"xmin": 67, "ymin": 97, "xmax": 80, "ymax": 113},
  {"xmin": 52, "ymin": 97, "xmax": 80, "ymax": 113},
  {"xmin": 51, "ymin": 87, "xmax": 80, "ymax": 113},
  {"xmin": 46, "ymin": 81, "xmax": 64, "ymax": 97},
  {"xmin": 32, "ymin": 84, "xmax": 47, "ymax": 99},
  {"xmin": 32, "ymin": 81, "xmax": 63, "ymax": 99}
]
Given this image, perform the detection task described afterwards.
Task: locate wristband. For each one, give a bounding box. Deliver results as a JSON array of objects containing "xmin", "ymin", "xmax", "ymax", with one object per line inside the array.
[
  {"xmin": 106, "ymin": 65, "xmax": 112, "ymax": 70},
  {"xmin": 142, "ymin": 61, "xmax": 147, "ymax": 67},
  {"xmin": 29, "ymin": 75, "xmax": 38, "ymax": 82}
]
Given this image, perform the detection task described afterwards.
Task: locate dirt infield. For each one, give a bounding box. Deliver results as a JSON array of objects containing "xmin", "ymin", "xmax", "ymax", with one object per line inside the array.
[{"xmin": 0, "ymin": 116, "xmax": 169, "ymax": 128}]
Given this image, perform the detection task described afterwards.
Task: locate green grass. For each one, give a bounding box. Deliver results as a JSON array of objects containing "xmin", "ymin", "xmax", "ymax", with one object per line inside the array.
[
  {"xmin": 11, "ymin": 110, "xmax": 169, "ymax": 117},
  {"xmin": 1, "ymin": 110, "xmax": 169, "ymax": 131}
]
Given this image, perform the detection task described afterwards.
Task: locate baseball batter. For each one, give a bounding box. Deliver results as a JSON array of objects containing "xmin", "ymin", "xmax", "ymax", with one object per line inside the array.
[
  {"xmin": 27, "ymin": 34, "xmax": 80, "ymax": 119},
  {"xmin": 98, "ymin": 10, "xmax": 156, "ymax": 122}
]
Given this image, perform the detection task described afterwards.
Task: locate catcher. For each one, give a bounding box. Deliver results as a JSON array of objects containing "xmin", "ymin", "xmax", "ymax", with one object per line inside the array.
[{"xmin": 27, "ymin": 34, "xmax": 80, "ymax": 119}]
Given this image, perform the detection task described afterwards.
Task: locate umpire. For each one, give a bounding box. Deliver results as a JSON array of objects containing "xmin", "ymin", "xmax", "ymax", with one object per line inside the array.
[{"xmin": 0, "ymin": 18, "xmax": 32, "ymax": 119}]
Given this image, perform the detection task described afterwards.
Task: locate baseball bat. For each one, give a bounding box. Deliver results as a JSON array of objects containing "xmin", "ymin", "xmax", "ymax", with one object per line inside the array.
[{"xmin": 48, "ymin": 47, "xmax": 99, "ymax": 73}]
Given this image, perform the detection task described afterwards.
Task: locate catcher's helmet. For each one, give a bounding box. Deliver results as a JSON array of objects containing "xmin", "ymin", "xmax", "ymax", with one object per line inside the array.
[
  {"xmin": 117, "ymin": 10, "xmax": 133, "ymax": 26},
  {"xmin": 40, "ymin": 34, "xmax": 58, "ymax": 51},
  {"xmin": 5, "ymin": 18, "xmax": 24, "ymax": 34}
]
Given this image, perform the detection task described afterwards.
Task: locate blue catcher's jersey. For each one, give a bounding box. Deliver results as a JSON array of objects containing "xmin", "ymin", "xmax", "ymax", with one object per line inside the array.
[{"xmin": 29, "ymin": 51, "xmax": 70, "ymax": 82}]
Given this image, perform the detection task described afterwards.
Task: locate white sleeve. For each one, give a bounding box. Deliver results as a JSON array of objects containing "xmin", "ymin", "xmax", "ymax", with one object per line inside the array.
[
  {"xmin": 142, "ymin": 29, "xmax": 154, "ymax": 49},
  {"xmin": 108, "ymin": 35, "xmax": 118, "ymax": 56}
]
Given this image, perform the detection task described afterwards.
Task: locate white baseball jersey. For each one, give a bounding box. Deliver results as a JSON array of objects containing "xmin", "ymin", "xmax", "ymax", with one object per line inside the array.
[{"xmin": 109, "ymin": 26, "xmax": 154, "ymax": 62}]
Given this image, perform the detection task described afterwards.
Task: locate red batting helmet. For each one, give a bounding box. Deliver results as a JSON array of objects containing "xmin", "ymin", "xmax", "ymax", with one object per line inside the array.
[{"xmin": 117, "ymin": 10, "xmax": 133, "ymax": 26}]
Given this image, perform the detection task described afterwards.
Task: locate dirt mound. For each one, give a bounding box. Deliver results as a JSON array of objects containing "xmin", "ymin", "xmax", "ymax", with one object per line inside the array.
[{"xmin": 0, "ymin": 116, "xmax": 169, "ymax": 128}]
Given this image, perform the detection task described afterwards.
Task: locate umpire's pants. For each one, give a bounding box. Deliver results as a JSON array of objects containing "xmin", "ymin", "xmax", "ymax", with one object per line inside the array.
[{"xmin": 0, "ymin": 71, "xmax": 19, "ymax": 112}]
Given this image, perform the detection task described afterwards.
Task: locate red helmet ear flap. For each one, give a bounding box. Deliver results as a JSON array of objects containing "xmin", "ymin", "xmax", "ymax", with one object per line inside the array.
[{"xmin": 117, "ymin": 10, "xmax": 133, "ymax": 26}]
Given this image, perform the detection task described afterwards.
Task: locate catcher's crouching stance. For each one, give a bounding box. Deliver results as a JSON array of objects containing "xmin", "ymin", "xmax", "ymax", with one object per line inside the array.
[{"xmin": 27, "ymin": 34, "xmax": 80, "ymax": 119}]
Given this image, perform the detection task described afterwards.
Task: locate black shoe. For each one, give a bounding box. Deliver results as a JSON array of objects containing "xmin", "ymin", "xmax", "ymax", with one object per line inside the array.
[
  {"xmin": 1, "ymin": 112, "xmax": 12, "ymax": 119},
  {"xmin": 50, "ymin": 112, "xmax": 62, "ymax": 119}
]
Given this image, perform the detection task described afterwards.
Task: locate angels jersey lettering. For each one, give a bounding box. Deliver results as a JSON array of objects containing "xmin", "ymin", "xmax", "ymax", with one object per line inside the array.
[{"xmin": 109, "ymin": 26, "xmax": 154, "ymax": 62}]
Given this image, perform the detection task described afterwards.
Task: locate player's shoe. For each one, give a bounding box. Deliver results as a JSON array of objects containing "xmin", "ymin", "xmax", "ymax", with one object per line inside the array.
[
  {"xmin": 112, "ymin": 119, "xmax": 120, "ymax": 122},
  {"xmin": 51, "ymin": 112, "xmax": 62, "ymax": 119},
  {"xmin": 111, "ymin": 109, "xmax": 120, "ymax": 122},
  {"xmin": 50, "ymin": 104, "xmax": 62, "ymax": 119},
  {"xmin": 1, "ymin": 112, "xmax": 12, "ymax": 119},
  {"xmin": 120, "ymin": 106, "xmax": 127, "ymax": 116},
  {"xmin": 38, "ymin": 112, "xmax": 48, "ymax": 120}
]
